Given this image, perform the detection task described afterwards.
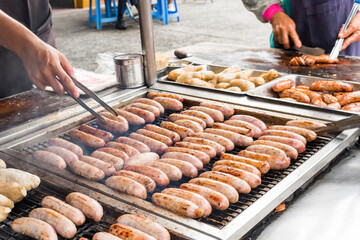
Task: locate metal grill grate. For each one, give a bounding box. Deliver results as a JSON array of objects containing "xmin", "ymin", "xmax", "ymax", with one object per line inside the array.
[
  {"xmin": 0, "ymin": 183, "xmax": 114, "ymax": 240},
  {"xmin": 20, "ymin": 106, "xmax": 333, "ymax": 230}
]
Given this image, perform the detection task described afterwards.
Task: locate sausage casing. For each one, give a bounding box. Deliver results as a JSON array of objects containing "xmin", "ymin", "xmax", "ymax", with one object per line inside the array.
[
  {"xmin": 269, "ymin": 125, "xmax": 317, "ymax": 142},
  {"xmin": 48, "ymin": 138, "xmax": 83, "ymax": 157},
  {"xmin": 90, "ymin": 151, "xmax": 124, "ymax": 170},
  {"xmin": 130, "ymin": 133, "xmax": 168, "ymax": 155},
  {"xmin": 32, "ymin": 150, "xmax": 66, "ymax": 169},
  {"xmin": 160, "ymin": 121, "xmax": 195, "ymax": 139},
  {"xmin": 161, "ymin": 152, "xmax": 203, "ymax": 170},
  {"xmin": 11, "ymin": 217, "xmax": 58, "ymax": 240},
  {"xmin": 124, "ymin": 164, "xmax": 170, "ymax": 186},
  {"xmin": 183, "ymin": 137, "xmax": 226, "ymax": 155},
  {"xmin": 153, "ymin": 97, "xmax": 184, "ymax": 111},
  {"xmin": 203, "ymin": 128, "xmax": 253, "ymax": 147},
  {"xmin": 168, "ymin": 113, "xmax": 206, "ymax": 128},
  {"xmin": 192, "ymin": 132, "xmax": 235, "ymax": 151},
  {"xmin": 212, "ymin": 165, "xmax": 261, "ymax": 188},
  {"xmin": 199, "ymin": 102, "xmax": 234, "ymax": 118},
  {"xmin": 113, "ymin": 170, "xmax": 156, "ymax": 193},
  {"xmin": 220, "ymin": 153, "xmax": 270, "ymax": 174},
  {"xmin": 116, "ymin": 136, "xmax": 151, "ymax": 153},
  {"xmin": 109, "ymin": 223, "xmax": 157, "ymax": 240},
  {"xmin": 165, "ymin": 147, "xmax": 210, "ymax": 164},
  {"xmin": 79, "ymin": 125, "xmax": 114, "ymax": 142},
  {"xmin": 143, "ymin": 124, "xmax": 181, "ymax": 142},
  {"xmin": 66, "ymin": 192, "xmax": 103, "ymax": 222},
  {"xmin": 105, "ymin": 176, "xmax": 147, "ymax": 199}
]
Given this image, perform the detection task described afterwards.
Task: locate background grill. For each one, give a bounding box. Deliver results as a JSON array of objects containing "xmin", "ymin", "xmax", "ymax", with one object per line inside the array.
[{"xmin": 20, "ymin": 104, "xmax": 333, "ymax": 230}]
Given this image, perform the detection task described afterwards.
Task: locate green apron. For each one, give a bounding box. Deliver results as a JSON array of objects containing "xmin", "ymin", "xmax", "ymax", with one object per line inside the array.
[{"xmin": 270, "ymin": 0, "xmax": 291, "ymax": 48}]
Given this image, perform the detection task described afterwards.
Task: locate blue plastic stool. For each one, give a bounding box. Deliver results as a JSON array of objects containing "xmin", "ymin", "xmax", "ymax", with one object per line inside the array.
[
  {"xmin": 89, "ymin": 0, "xmax": 118, "ymax": 29},
  {"xmin": 152, "ymin": 0, "xmax": 180, "ymax": 25}
]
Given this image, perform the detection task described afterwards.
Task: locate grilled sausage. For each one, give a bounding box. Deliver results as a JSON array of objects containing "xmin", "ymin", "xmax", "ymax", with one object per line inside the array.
[
  {"xmin": 212, "ymin": 165, "xmax": 261, "ymax": 188},
  {"xmin": 269, "ymin": 125, "xmax": 317, "ymax": 142},
  {"xmin": 328, "ymin": 102, "xmax": 342, "ymax": 109},
  {"xmin": 165, "ymin": 147, "xmax": 210, "ymax": 164},
  {"xmin": 130, "ymin": 133, "xmax": 168, "ymax": 155},
  {"xmin": 98, "ymin": 112, "xmax": 129, "ymax": 134},
  {"xmin": 311, "ymin": 96, "xmax": 327, "ymax": 107},
  {"xmin": 174, "ymin": 141, "xmax": 216, "ymax": 158},
  {"xmin": 212, "ymin": 122, "xmax": 254, "ymax": 137},
  {"xmin": 322, "ymin": 94, "xmax": 338, "ymax": 104},
  {"xmin": 220, "ymin": 153, "xmax": 270, "ymax": 174},
  {"xmin": 199, "ymin": 171, "xmax": 251, "ymax": 194},
  {"xmin": 117, "ymin": 214, "xmax": 171, "ymax": 240},
  {"xmin": 261, "ymin": 130, "xmax": 307, "ymax": 145},
  {"xmin": 309, "ymin": 80, "xmax": 353, "ymax": 92},
  {"xmin": 66, "ymin": 192, "xmax": 103, "ymax": 222},
  {"xmin": 41, "ymin": 196, "xmax": 86, "ymax": 226},
  {"xmin": 295, "ymin": 89, "xmax": 322, "ymax": 101},
  {"xmin": 179, "ymin": 183, "xmax": 229, "ymax": 210},
  {"xmin": 285, "ymin": 119, "xmax": 326, "ymax": 130},
  {"xmin": 11, "ymin": 217, "xmax": 58, "ymax": 240},
  {"xmin": 151, "ymin": 193, "xmax": 204, "ymax": 218},
  {"xmin": 174, "ymin": 119, "xmax": 203, "ymax": 133},
  {"xmin": 189, "ymin": 106, "xmax": 224, "ymax": 122},
  {"xmin": 68, "ymin": 160, "xmax": 105, "ymax": 181},
  {"xmin": 336, "ymin": 91, "xmax": 360, "ymax": 106},
  {"xmin": 182, "ymin": 137, "xmax": 226, "ymax": 155},
  {"xmin": 29, "ymin": 208, "xmax": 77, "ymax": 239},
  {"xmin": 203, "ymin": 128, "xmax": 253, "ymax": 147},
  {"xmin": 113, "ymin": 170, "xmax": 156, "ymax": 193},
  {"xmin": 160, "ymin": 121, "xmax": 195, "ymax": 139},
  {"xmin": 199, "ymin": 102, "xmax": 234, "ymax": 118},
  {"xmin": 139, "ymin": 161, "xmax": 183, "ymax": 181},
  {"xmin": 224, "ymin": 119, "xmax": 262, "ymax": 138},
  {"xmin": 341, "ymin": 102, "xmax": 360, "ymax": 111},
  {"xmin": 79, "ymin": 125, "xmax": 114, "ymax": 142},
  {"xmin": 168, "ymin": 113, "xmax": 206, "ymax": 128},
  {"xmin": 125, "ymin": 107, "xmax": 155, "ymax": 123},
  {"xmin": 96, "ymin": 147, "xmax": 129, "ymax": 161},
  {"xmin": 130, "ymin": 102, "xmax": 160, "ymax": 117},
  {"xmin": 92, "ymin": 232, "xmax": 122, "ymax": 240},
  {"xmin": 253, "ymin": 140, "xmax": 298, "ymax": 159},
  {"xmin": 143, "ymin": 124, "xmax": 181, "ymax": 142},
  {"xmin": 246, "ymin": 144, "xmax": 288, "ymax": 160},
  {"xmin": 135, "ymin": 98, "xmax": 165, "ymax": 114},
  {"xmin": 180, "ymin": 110, "xmax": 214, "ymax": 127},
  {"xmin": 192, "ymin": 132, "xmax": 235, "ymax": 151},
  {"xmin": 161, "ymin": 152, "xmax": 203, "ymax": 170},
  {"xmin": 147, "ymin": 92, "xmax": 184, "ymax": 102},
  {"xmin": 153, "ymin": 97, "xmax": 183, "ymax": 111},
  {"xmin": 69, "ymin": 129, "xmax": 106, "ymax": 148},
  {"xmin": 109, "ymin": 223, "xmax": 157, "ymax": 240},
  {"xmin": 91, "ymin": 151, "xmax": 124, "ymax": 170},
  {"xmin": 136, "ymin": 129, "xmax": 173, "ymax": 146},
  {"xmin": 46, "ymin": 146, "xmax": 79, "ymax": 164},
  {"xmin": 33, "ymin": 150, "xmax": 67, "ymax": 169},
  {"xmin": 229, "ymin": 115, "xmax": 267, "ymax": 132},
  {"xmin": 238, "ymin": 150, "xmax": 290, "ymax": 170},
  {"xmin": 124, "ymin": 164, "xmax": 170, "ymax": 186},
  {"xmin": 189, "ymin": 177, "xmax": 239, "ymax": 203},
  {"xmin": 158, "ymin": 158, "xmax": 198, "ymax": 178},
  {"xmin": 213, "ymin": 160, "xmax": 261, "ymax": 177},
  {"xmin": 116, "ymin": 136, "xmax": 151, "ymax": 153},
  {"xmin": 48, "ymin": 137, "xmax": 83, "ymax": 157},
  {"xmin": 105, "ymin": 176, "xmax": 147, "ymax": 199},
  {"xmin": 105, "ymin": 142, "xmax": 140, "ymax": 157},
  {"xmin": 272, "ymin": 79, "xmax": 294, "ymax": 92},
  {"xmin": 258, "ymin": 135, "xmax": 306, "ymax": 153},
  {"xmin": 279, "ymin": 89, "xmax": 310, "ymax": 103},
  {"xmin": 115, "ymin": 109, "xmax": 145, "ymax": 125},
  {"xmin": 125, "ymin": 152, "xmax": 160, "ymax": 166},
  {"xmin": 80, "ymin": 155, "xmax": 116, "ymax": 176},
  {"xmin": 161, "ymin": 188, "xmax": 212, "ymax": 217}
]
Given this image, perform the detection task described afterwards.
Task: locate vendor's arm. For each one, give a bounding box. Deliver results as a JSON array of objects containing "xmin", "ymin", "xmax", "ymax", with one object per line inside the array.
[
  {"xmin": 242, "ymin": 0, "xmax": 302, "ymax": 49},
  {"xmin": 339, "ymin": 12, "xmax": 360, "ymax": 51},
  {"xmin": 0, "ymin": 10, "xmax": 79, "ymax": 97}
]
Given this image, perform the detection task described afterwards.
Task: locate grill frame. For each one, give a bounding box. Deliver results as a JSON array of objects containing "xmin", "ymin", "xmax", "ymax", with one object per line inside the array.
[{"xmin": 2, "ymin": 90, "xmax": 359, "ymax": 240}]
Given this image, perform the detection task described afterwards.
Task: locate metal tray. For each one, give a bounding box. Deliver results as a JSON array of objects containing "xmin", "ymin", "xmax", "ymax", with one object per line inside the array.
[
  {"xmin": 247, "ymin": 74, "xmax": 360, "ymax": 115},
  {"xmin": 158, "ymin": 64, "xmax": 284, "ymax": 95},
  {"xmin": 2, "ymin": 90, "xmax": 359, "ymax": 239}
]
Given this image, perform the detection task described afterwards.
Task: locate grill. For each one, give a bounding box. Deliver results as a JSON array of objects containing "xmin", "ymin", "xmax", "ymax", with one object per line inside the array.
[
  {"xmin": 0, "ymin": 182, "xmax": 116, "ymax": 240},
  {"xmin": 19, "ymin": 102, "xmax": 333, "ymax": 230}
]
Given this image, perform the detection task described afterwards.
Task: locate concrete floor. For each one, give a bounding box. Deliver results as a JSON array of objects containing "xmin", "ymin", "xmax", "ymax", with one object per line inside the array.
[{"xmin": 52, "ymin": 0, "xmax": 272, "ymax": 71}]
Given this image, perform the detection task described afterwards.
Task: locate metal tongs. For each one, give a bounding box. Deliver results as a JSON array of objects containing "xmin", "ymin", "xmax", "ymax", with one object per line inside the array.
[
  {"xmin": 314, "ymin": 115, "xmax": 360, "ymax": 134},
  {"xmin": 329, "ymin": 0, "xmax": 360, "ymax": 59},
  {"xmin": 57, "ymin": 76, "xmax": 118, "ymax": 125}
]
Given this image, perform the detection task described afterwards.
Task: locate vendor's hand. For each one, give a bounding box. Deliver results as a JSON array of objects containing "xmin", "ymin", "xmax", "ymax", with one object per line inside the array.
[
  {"xmin": 339, "ymin": 12, "xmax": 360, "ymax": 51},
  {"xmin": 270, "ymin": 11, "xmax": 302, "ymax": 49},
  {"xmin": 19, "ymin": 39, "xmax": 80, "ymax": 98}
]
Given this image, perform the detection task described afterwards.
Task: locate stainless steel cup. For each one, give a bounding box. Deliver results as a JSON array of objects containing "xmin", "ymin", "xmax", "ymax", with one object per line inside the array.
[{"xmin": 114, "ymin": 53, "xmax": 145, "ymax": 88}]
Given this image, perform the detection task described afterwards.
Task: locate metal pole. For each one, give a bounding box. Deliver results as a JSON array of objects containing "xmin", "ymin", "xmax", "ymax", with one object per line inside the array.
[{"xmin": 138, "ymin": 0, "xmax": 157, "ymax": 87}]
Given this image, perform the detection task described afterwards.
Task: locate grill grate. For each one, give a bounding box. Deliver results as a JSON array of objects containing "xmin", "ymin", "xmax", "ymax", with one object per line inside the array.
[
  {"xmin": 0, "ymin": 183, "xmax": 115, "ymax": 240},
  {"xmin": 20, "ymin": 106, "xmax": 333, "ymax": 230}
]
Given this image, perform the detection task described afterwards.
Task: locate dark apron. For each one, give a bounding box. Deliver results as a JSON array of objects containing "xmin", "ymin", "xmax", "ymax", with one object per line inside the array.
[
  {"xmin": 0, "ymin": 1, "xmax": 56, "ymax": 98},
  {"xmin": 274, "ymin": 0, "xmax": 360, "ymax": 56}
]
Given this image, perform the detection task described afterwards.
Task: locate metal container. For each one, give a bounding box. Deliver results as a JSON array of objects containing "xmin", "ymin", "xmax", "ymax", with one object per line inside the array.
[{"xmin": 114, "ymin": 53, "xmax": 144, "ymax": 88}]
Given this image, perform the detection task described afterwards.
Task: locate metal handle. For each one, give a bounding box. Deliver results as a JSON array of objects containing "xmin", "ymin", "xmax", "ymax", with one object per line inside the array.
[{"xmin": 314, "ymin": 114, "xmax": 360, "ymax": 133}]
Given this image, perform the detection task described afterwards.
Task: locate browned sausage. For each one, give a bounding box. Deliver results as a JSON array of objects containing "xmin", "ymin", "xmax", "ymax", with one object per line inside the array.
[
  {"xmin": 341, "ymin": 102, "xmax": 360, "ymax": 112},
  {"xmin": 253, "ymin": 140, "xmax": 298, "ymax": 159},
  {"xmin": 224, "ymin": 119, "xmax": 262, "ymax": 138},
  {"xmin": 143, "ymin": 124, "xmax": 181, "ymax": 142},
  {"xmin": 48, "ymin": 137, "xmax": 83, "ymax": 157},
  {"xmin": 124, "ymin": 164, "xmax": 170, "ymax": 186},
  {"xmin": 68, "ymin": 160, "xmax": 105, "ymax": 181},
  {"xmin": 182, "ymin": 137, "xmax": 226, "ymax": 155},
  {"xmin": 230, "ymin": 115, "xmax": 268, "ymax": 132},
  {"xmin": 32, "ymin": 150, "xmax": 67, "ymax": 169},
  {"xmin": 327, "ymin": 102, "xmax": 342, "ymax": 109},
  {"xmin": 96, "ymin": 147, "xmax": 129, "ymax": 161},
  {"xmin": 174, "ymin": 141, "xmax": 216, "ymax": 158},
  {"xmin": 130, "ymin": 102, "xmax": 160, "ymax": 117},
  {"xmin": 261, "ymin": 130, "xmax": 307, "ymax": 145},
  {"xmin": 113, "ymin": 170, "xmax": 156, "ymax": 193},
  {"xmin": 46, "ymin": 146, "xmax": 79, "ymax": 164},
  {"xmin": 199, "ymin": 102, "xmax": 234, "ymax": 118},
  {"xmin": 279, "ymin": 89, "xmax": 310, "ymax": 103},
  {"xmin": 115, "ymin": 109, "xmax": 145, "ymax": 125},
  {"xmin": 97, "ymin": 116, "xmax": 129, "ymax": 135},
  {"xmin": 135, "ymin": 98, "xmax": 165, "ymax": 114},
  {"xmin": 203, "ymin": 128, "xmax": 253, "ymax": 147},
  {"xmin": 258, "ymin": 135, "xmax": 306, "ymax": 153},
  {"xmin": 272, "ymin": 79, "xmax": 294, "ymax": 92},
  {"xmin": 220, "ymin": 153, "xmax": 270, "ymax": 174},
  {"xmin": 79, "ymin": 125, "xmax": 114, "ymax": 142},
  {"xmin": 129, "ymin": 133, "xmax": 168, "ymax": 155},
  {"xmin": 309, "ymin": 80, "xmax": 353, "ymax": 92},
  {"xmin": 311, "ymin": 96, "xmax": 327, "ymax": 107},
  {"xmin": 158, "ymin": 158, "xmax": 198, "ymax": 178},
  {"xmin": 337, "ymin": 91, "xmax": 360, "ymax": 106},
  {"xmin": 65, "ymin": 192, "xmax": 103, "ymax": 222},
  {"xmin": 147, "ymin": 92, "xmax": 183, "ymax": 102},
  {"xmin": 11, "ymin": 217, "xmax": 58, "ymax": 240},
  {"xmin": 246, "ymin": 144, "xmax": 289, "ymax": 160},
  {"xmin": 80, "ymin": 155, "xmax": 116, "ymax": 176},
  {"xmin": 116, "ymin": 136, "xmax": 151, "ymax": 153},
  {"xmin": 160, "ymin": 121, "xmax": 195, "ymax": 139},
  {"xmin": 296, "ymin": 89, "xmax": 322, "ymax": 101},
  {"xmin": 189, "ymin": 106, "xmax": 224, "ymax": 122},
  {"xmin": 238, "ymin": 150, "xmax": 290, "ymax": 170},
  {"xmin": 69, "ymin": 129, "xmax": 106, "ymax": 148},
  {"xmin": 212, "ymin": 122, "xmax": 254, "ymax": 137},
  {"xmin": 105, "ymin": 176, "xmax": 147, "ymax": 199},
  {"xmin": 109, "ymin": 223, "xmax": 157, "ymax": 240},
  {"xmin": 180, "ymin": 110, "xmax": 214, "ymax": 127},
  {"xmin": 161, "ymin": 152, "xmax": 203, "ymax": 170},
  {"xmin": 322, "ymin": 94, "xmax": 338, "ymax": 104},
  {"xmin": 213, "ymin": 160, "xmax": 261, "ymax": 177},
  {"xmin": 285, "ymin": 119, "xmax": 326, "ymax": 130},
  {"xmin": 125, "ymin": 107, "xmax": 155, "ymax": 123},
  {"xmin": 165, "ymin": 147, "xmax": 210, "ymax": 164},
  {"xmin": 153, "ymin": 97, "xmax": 183, "ymax": 111},
  {"xmin": 168, "ymin": 113, "xmax": 206, "ymax": 128},
  {"xmin": 174, "ymin": 119, "xmax": 203, "ymax": 133},
  {"xmin": 136, "ymin": 129, "xmax": 173, "ymax": 146},
  {"xmin": 268, "ymin": 125, "xmax": 317, "ymax": 142},
  {"xmin": 212, "ymin": 165, "xmax": 261, "ymax": 188},
  {"xmin": 192, "ymin": 132, "xmax": 235, "ymax": 151},
  {"xmin": 105, "ymin": 142, "xmax": 140, "ymax": 157},
  {"xmin": 90, "ymin": 151, "xmax": 124, "ymax": 171}
]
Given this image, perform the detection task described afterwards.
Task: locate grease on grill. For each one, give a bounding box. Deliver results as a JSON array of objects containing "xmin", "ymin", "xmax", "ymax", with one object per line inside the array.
[{"xmin": 21, "ymin": 104, "xmax": 332, "ymax": 230}]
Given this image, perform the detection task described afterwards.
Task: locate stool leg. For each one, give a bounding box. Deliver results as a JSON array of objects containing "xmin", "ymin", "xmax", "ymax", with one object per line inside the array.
[
  {"xmin": 89, "ymin": 0, "xmax": 92, "ymax": 26},
  {"xmin": 95, "ymin": 0, "xmax": 102, "ymax": 29},
  {"xmin": 105, "ymin": 0, "xmax": 111, "ymax": 17},
  {"xmin": 161, "ymin": 0, "xmax": 168, "ymax": 25}
]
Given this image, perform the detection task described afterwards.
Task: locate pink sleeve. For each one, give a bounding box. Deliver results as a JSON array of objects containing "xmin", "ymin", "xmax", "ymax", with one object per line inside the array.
[{"xmin": 263, "ymin": 4, "xmax": 284, "ymax": 22}]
